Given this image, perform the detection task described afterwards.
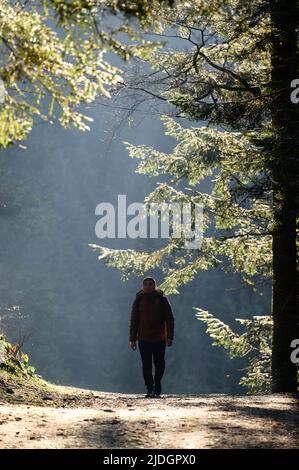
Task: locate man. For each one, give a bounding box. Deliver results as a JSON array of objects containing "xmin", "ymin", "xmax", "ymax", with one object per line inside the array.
[{"xmin": 129, "ymin": 277, "xmax": 175, "ymax": 398}]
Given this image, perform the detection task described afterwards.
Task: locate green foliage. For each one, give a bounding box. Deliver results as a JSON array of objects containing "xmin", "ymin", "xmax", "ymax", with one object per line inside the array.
[
  {"xmin": 0, "ymin": 0, "xmax": 166, "ymax": 147},
  {"xmin": 0, "ymin": 332, "xmax": 36, "ymax": 377},
  {"xmin": 90, "ymin": 1, "xmax": 275, "ymax": 295},
  {"xmin": 48, "ymin": 0, "xmax": 175, "ymax": 24},
  {"xmin": 194, "ymin": 309, "xmax": 272, "ymax": 393},
  {"xmin": 91, "ymin": 111, "xmax": 273, "ymax": 294}
]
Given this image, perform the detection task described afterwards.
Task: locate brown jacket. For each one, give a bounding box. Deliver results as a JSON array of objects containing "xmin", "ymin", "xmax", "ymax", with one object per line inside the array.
[{"xmin": 129, "ymin": 288, "xmax": 175, "ymax": 342}]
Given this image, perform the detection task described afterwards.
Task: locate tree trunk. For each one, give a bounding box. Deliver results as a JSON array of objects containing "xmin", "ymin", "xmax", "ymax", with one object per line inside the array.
[{"xmin": 270, "ymin": 0, "xmax": 299, "ymax": 392}]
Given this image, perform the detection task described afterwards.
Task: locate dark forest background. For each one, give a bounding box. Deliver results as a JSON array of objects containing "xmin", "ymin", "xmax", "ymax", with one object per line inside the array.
[{"xmin": 0, "ymin": 97, "xmax": 271, "ymax": 394}]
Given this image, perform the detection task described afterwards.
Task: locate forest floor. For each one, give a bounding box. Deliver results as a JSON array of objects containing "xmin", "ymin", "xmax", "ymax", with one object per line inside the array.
[{"xmin": 0, "ymin": 371, "xmax": 299, "ymax": 449}]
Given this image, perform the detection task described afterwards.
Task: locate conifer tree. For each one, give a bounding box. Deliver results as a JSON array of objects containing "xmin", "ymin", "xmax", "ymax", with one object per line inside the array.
[{"xmin": 91, "ymin": 0, "xmax": 299, "ymax": 392}]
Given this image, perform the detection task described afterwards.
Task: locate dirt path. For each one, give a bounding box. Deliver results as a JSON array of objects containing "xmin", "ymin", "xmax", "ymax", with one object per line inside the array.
[{"xmin": 0, "ymin": 392, "xmax": 298, "ymax": 449}]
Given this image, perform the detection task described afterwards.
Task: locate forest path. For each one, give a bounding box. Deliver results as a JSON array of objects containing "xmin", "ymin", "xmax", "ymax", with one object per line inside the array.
[{"xmin": 0, "ymin": 392, "xmax": 298, "ymax": 448}]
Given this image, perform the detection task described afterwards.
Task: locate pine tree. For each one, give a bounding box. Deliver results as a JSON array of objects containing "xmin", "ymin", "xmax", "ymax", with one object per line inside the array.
[
  {"xmin": 90, "ymin": 0, "xmax": 299, "ymax": 392},
  {"xmin": 269, "ymin": 0, "xmax": 298, "ymax": 392}
]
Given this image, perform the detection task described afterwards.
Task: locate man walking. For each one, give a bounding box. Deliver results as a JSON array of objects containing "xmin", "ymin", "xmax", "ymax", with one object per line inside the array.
[{"xmin": 129, "ymin": 277, "xmax": 175, "ymax": 398}]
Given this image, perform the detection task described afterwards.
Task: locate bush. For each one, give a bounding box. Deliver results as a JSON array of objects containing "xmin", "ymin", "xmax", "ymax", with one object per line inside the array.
[
  {"xmin": 194, "ymin": 309, "xmax": 272, "ymax": 394},
  {"xmin": 0, "ymin": 332, "xmax": 36, "ymax": 377}
]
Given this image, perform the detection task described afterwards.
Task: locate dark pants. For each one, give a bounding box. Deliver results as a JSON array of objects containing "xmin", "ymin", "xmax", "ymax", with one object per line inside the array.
[{"xmin": 138, "ymin": 339, "xmax": 166, "ymax": 394}]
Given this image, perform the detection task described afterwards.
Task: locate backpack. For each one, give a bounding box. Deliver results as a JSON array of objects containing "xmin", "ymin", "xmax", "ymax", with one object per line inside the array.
[{"xmin": 135, "ymin": 291, "xmax": 166, "ymax": 327}]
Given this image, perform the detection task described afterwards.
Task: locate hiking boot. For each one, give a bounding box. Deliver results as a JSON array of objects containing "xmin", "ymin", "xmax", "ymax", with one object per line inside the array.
[
  {"xmin": 154, "ymin": 382, "xmax": 162, "ymax": 396},
  {"xmin": 145, "ymin": 390, "xmax": 154, "ymax": 398}
]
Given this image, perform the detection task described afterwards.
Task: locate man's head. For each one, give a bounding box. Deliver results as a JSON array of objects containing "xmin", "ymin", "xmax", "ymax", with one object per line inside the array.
[{"xmin": 142, "ymin": 276, "xmax": 156, "ymax": 294}]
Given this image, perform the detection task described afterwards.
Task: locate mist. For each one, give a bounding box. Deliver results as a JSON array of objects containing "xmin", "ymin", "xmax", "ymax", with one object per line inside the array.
[{"xmin": 0, "ymin": 22, "xmax": 272, "ymax": 393}]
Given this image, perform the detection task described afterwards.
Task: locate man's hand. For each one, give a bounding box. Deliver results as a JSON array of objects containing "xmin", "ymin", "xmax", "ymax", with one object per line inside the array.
[
  {"xmin": 166, "ymin": 338, "xmax": 173, "ymax": 347},
  {"xmin": 130, "ymin": 341, "xmax": 137, "ymax": 351}
]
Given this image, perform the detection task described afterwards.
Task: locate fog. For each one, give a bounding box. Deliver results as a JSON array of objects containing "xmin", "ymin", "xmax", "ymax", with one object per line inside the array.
[{"xmin": 0, "ymin": 46, "xmax": 271, "ymax": 394}]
